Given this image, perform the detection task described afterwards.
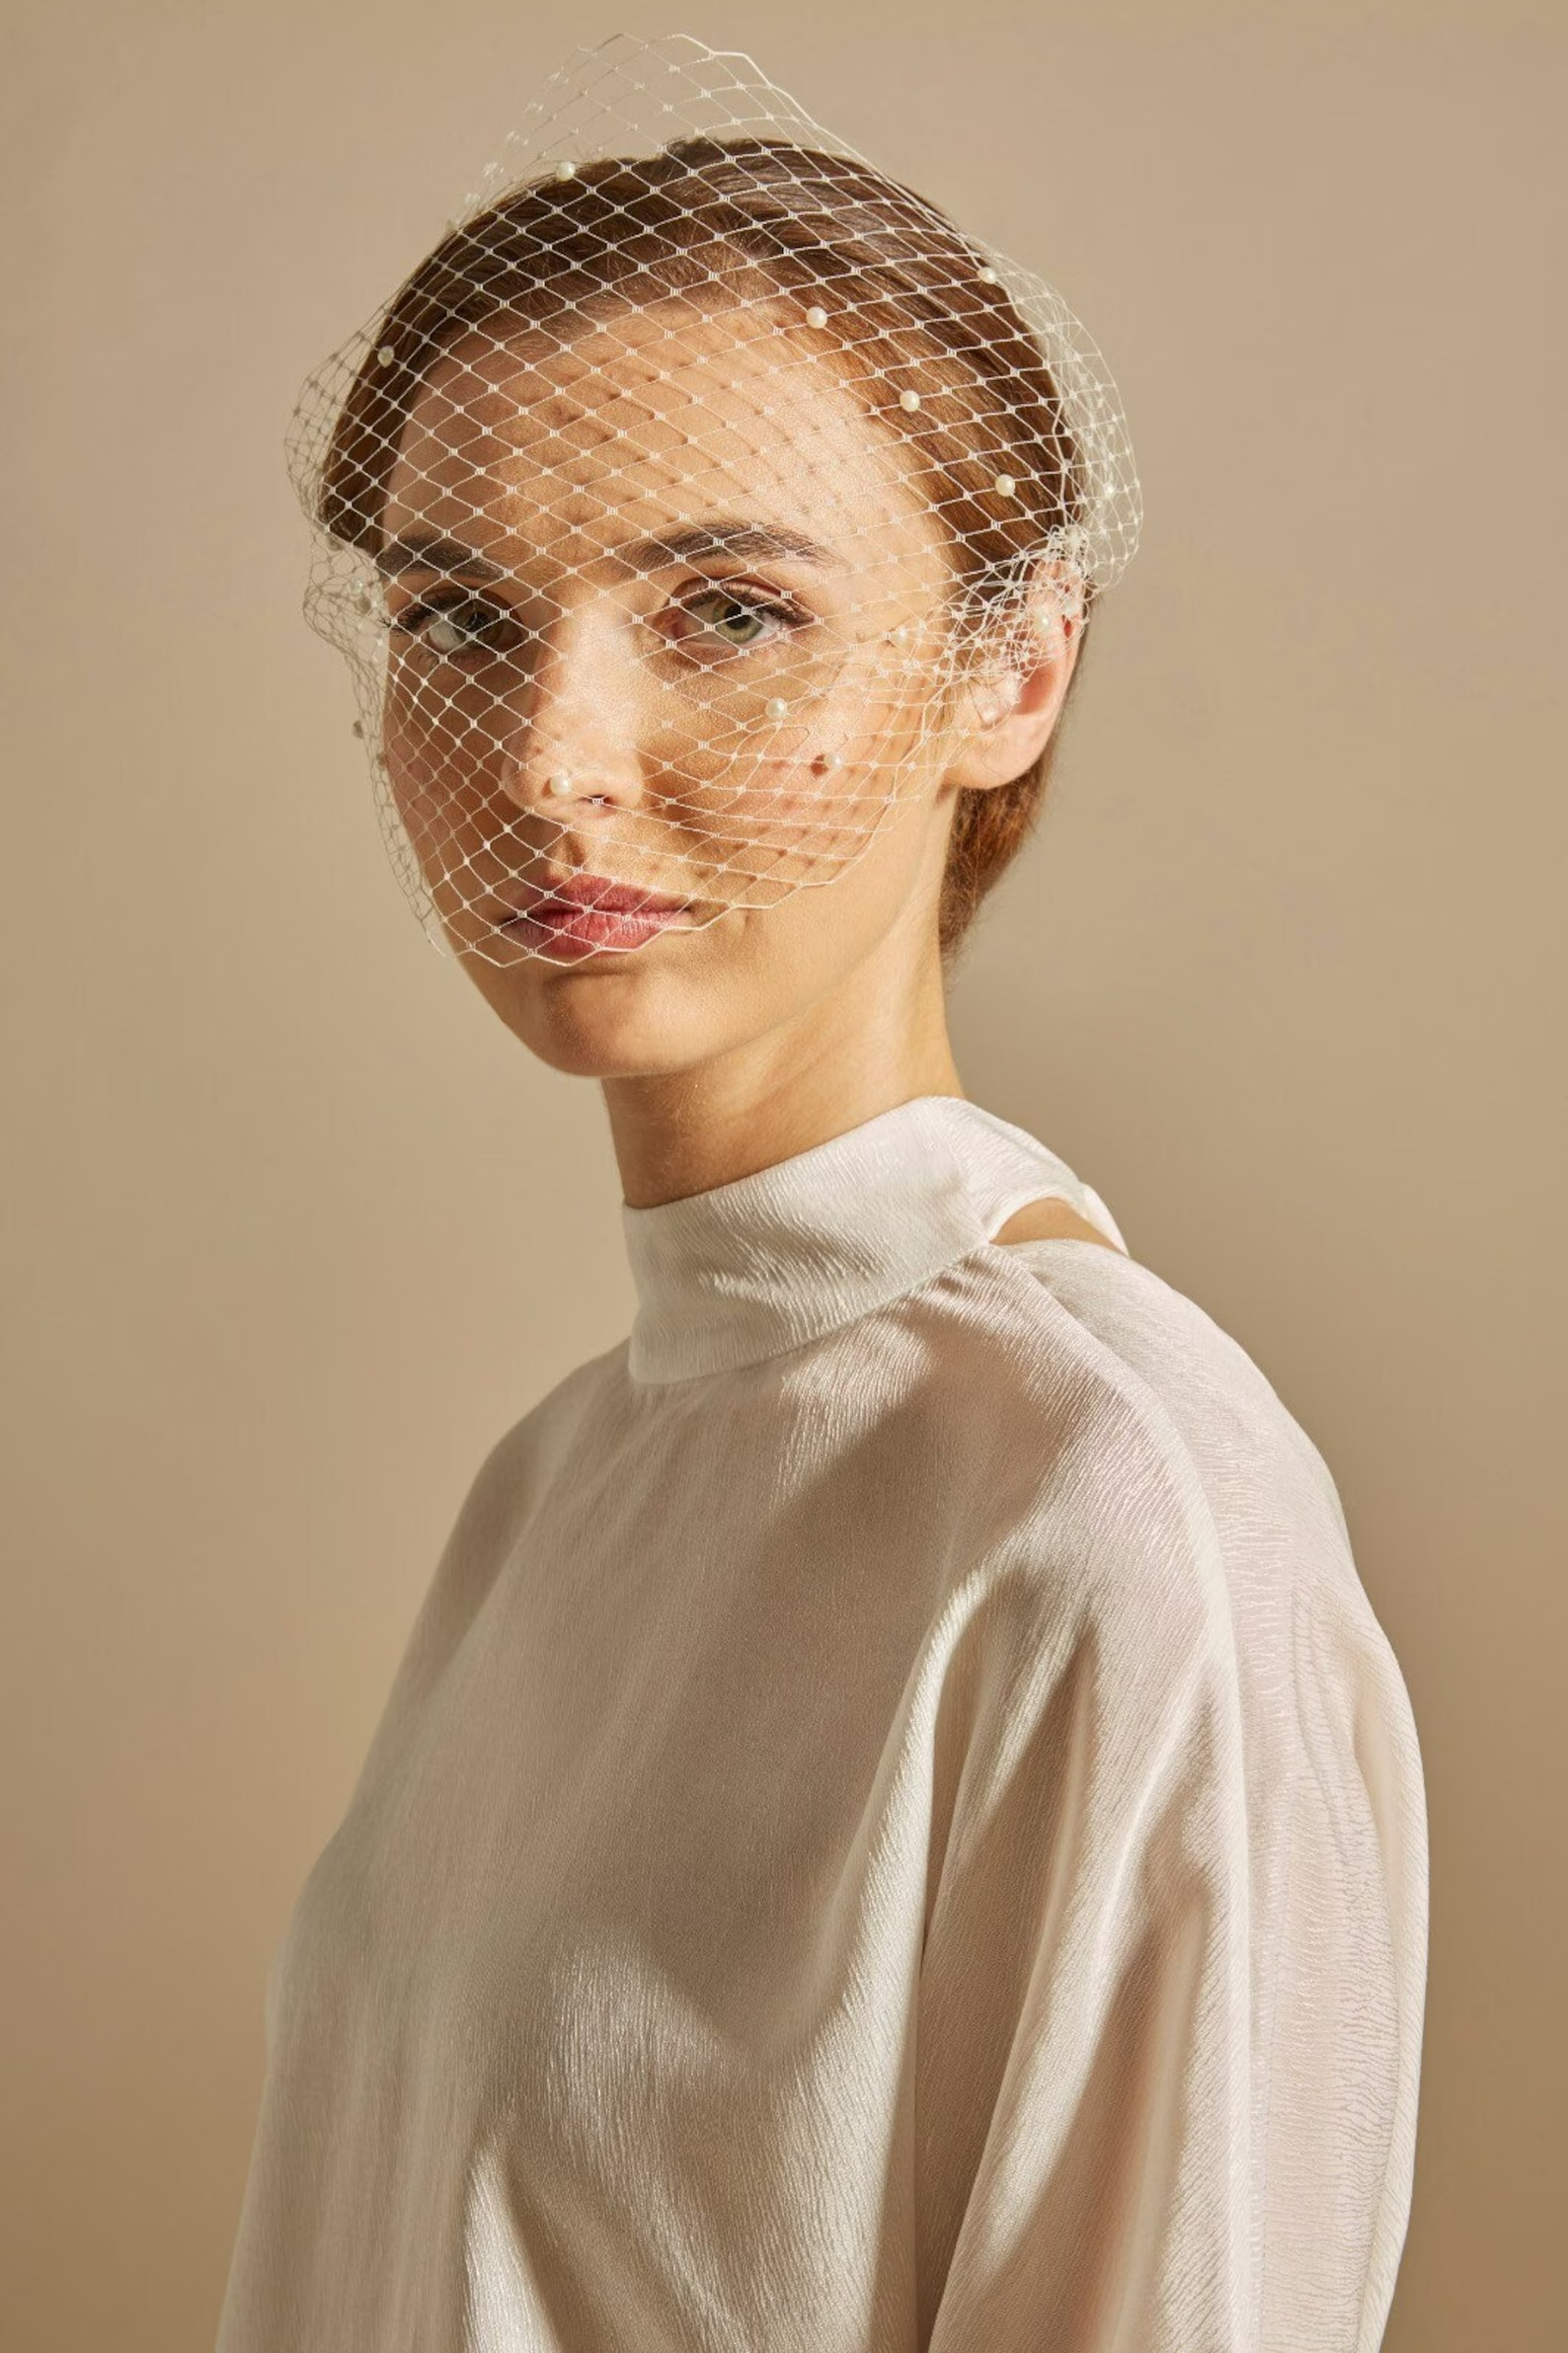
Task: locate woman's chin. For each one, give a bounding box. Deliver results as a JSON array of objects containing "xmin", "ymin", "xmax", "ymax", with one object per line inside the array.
[{"xmin": 460, "ymin": 948, "xmax": 724, "ymax": 1080}]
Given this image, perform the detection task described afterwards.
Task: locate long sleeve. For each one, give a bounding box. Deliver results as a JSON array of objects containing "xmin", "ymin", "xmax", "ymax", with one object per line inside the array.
[{"xmin": 912, "ymin": 1367, "xmax": 1427, "ymax": 2353}]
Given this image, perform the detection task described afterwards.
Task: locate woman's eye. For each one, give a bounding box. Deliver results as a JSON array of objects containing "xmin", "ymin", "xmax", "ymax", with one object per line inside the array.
[
  {"xmin": 392, "ymin": 596, "xmax": 520, "ymax": 659},
  {"xmin": 669, "ymin": 588, "xmax": 801, "ymax": 653}
]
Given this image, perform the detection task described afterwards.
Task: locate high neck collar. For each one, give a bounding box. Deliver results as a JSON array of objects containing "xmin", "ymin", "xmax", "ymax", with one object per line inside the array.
[{"xmin": 620, "ymin": 1093, "xmax": 1126, "ymax": 1385}]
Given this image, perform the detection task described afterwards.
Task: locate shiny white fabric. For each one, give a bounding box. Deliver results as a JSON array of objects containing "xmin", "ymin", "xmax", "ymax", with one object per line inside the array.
[{"xmin": 214, "ymin": 1093, "xmax": 1427, "ymax": 2353}]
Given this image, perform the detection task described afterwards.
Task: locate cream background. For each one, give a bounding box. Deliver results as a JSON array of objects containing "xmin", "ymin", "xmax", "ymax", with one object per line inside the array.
[{"xmin": 1, "ymin": 3, "xmax": 1560, "ymax": 2346}]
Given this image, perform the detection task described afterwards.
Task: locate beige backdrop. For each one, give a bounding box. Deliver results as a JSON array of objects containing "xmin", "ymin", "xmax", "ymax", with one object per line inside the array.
[{"xmin": 2, "ymin": 2, "xmax": 1562, "ymax": 2345}]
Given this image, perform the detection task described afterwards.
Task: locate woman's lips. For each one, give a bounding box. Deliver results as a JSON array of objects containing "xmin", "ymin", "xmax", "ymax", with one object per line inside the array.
[{"xmin": 499, "ymin": 898, "xmax": 698, "ymax": 955}]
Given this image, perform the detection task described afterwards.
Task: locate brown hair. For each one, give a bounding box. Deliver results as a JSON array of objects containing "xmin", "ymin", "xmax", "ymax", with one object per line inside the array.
[{"xmin": 315, "ymin": 138, "xmax": 1097, "ymax": 968}]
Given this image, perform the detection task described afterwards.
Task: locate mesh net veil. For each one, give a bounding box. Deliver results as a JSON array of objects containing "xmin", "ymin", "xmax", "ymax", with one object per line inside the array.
[{"xmin": 285, "ymin": 32, "xmax": 1141, "ymax": 968}]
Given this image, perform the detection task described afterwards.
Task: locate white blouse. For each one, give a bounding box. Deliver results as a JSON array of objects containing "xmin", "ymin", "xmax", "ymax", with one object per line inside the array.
[{"xmin": 215, "ymin": 1092, "xmax": 1428, "ymax": 2353}]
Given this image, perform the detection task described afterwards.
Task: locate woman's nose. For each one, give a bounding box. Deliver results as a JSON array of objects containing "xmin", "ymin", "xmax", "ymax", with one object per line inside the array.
[{"xmin": 494, "ymin": 597, "xmax": 645, "ymax": 816}]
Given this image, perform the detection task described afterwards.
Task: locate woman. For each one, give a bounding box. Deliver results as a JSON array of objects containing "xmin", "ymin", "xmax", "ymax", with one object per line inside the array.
[{"xmin": 217, "ymin": 38, "xmax": 1427, "ymax": 2353}]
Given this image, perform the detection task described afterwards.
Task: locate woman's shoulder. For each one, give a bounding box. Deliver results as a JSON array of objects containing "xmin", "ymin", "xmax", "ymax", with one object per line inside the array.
[
  {"xmin": 463, "ymin": 1339, "xmax": 628, "ymax": 1523},
  {"xmin": 980, "ymin": 1241, "xmax": 1425, "ymax": 1900},
  {"xmin": 992, "ymin": 1231, "xmax": 1335, "ymax": 1492},
  {"xmin": 983, "ymin": 1234, "xmax": 1383, "ymax": 1644}
]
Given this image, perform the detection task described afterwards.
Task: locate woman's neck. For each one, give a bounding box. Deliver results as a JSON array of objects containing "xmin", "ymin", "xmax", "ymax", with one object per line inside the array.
[{"xmin": 602, "ymin": 961, "xmax": 964, "ymax": 1209}]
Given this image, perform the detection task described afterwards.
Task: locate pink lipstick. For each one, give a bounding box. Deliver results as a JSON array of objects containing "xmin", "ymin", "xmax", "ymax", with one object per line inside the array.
[{"xmin": 496, "ymin": 873, "xmax": 698, "ymax": 957}]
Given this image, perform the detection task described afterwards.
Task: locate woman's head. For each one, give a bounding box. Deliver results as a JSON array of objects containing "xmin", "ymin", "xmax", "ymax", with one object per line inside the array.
[{"xmin": 295, "ymin": 124, "xmax": 1137, "ymax": 1081}]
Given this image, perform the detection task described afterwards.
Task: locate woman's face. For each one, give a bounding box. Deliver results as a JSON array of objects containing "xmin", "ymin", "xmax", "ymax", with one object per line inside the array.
[{"xmin": 377, "ymin": 294, "xmax": 1067, "ymax": 1079}]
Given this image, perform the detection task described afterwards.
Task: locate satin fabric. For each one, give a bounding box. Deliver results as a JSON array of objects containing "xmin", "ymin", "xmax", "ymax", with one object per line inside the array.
[{"xmin": 215, "ymin": 1093, "xmax": 1426, "ymax": 2352}]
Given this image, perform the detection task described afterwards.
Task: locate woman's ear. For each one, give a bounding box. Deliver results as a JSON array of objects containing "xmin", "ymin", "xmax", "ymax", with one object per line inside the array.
[{"xmin": 944, "ymin": 567, "xmax": 1084, "ymax": 792}]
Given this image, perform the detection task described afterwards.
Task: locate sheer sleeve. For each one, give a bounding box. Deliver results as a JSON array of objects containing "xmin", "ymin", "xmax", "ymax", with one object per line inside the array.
[{"xmin": 913, "ymin": 1393, "xmax": 1427, "ymax": 2353}]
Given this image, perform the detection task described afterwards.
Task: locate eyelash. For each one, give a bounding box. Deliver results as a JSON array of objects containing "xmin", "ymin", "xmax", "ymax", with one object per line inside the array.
[{"xmin": 386, "ymin": 582, "xmax": 810, "ymax": 663}]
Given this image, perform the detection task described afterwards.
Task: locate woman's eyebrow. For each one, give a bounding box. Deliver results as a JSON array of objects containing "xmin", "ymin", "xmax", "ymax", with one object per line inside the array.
[
  {"xmin": 375, "ymin": 531, "xmax": 508, "ymax": 582},
  {"xmin": 629, "ymin": 521, "xmax": 845, "ymax": 571},
  {"xmin": 373, "ymin": 520, "xmax": 845, "ymax": 582}
]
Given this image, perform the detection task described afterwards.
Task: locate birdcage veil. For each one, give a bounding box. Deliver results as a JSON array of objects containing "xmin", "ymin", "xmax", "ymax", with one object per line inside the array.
[{"xmin": 285, "ymin": 31, "xmax": 1141, "ymax": 967}]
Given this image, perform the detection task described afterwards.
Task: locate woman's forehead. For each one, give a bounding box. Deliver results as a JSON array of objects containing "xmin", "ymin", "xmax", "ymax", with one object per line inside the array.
[{"xmin": 383, "ymin": 299, "xmax": 946, "ymax": 585}]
